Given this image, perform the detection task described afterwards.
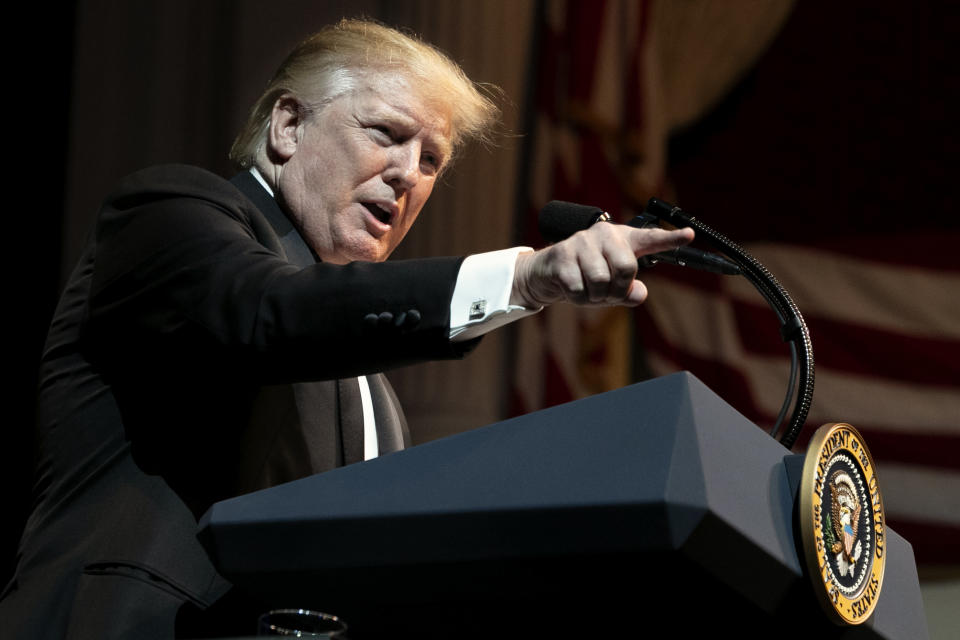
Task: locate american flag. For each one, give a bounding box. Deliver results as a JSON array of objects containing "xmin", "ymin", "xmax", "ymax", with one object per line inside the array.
[{"xmin": 513, "ymin": 0, "xmax": 959, "ymax": 564}]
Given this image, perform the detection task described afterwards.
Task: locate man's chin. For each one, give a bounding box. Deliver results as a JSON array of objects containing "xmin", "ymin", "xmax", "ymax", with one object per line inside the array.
[{"xmin": 329, "ymin": 241, "xmax": 391, "ymax": 264}]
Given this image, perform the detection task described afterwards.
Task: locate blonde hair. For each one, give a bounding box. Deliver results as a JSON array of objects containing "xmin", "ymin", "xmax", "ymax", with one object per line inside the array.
[{"xmin": 229, "ymin": 19, "xmax": 500, "ymax": 169}]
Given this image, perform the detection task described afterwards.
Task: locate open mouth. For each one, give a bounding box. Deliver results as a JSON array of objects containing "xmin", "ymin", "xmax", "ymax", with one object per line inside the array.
[{"xmin": 363, "ymin": 202, "xmax": 392, "ymax": 225}]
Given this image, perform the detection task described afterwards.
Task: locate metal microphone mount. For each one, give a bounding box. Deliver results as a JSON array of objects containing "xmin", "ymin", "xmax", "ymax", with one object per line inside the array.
[{"xmin": 642, "ymin": 198, "xmax": 814, "ymax": 448}]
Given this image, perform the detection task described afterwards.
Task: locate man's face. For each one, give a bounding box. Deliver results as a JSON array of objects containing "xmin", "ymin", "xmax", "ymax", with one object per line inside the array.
[{"xmin": 276, "ymin": 74, "xmax": 452, "ymax": 264}]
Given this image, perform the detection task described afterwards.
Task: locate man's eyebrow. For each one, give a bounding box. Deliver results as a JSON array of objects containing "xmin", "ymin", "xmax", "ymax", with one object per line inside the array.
[
  {"xmin": 428, "ymin": 134, "xmax": 452, "ymax": 160},
  {"xmin": 371, "ymin": 107, "xmax": 452, "ymax": 160},
  {"xmin": 360, "ymin": 96, "xmax": 451, "ymax": 155},
  {"xmin": 365, "ymin": 103, "xmax": 418, "ymax": 128}
]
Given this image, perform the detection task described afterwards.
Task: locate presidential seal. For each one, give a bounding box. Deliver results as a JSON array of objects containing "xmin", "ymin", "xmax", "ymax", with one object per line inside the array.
[{"xmin": 799, "ymin": 423, "xmax": 885, "ymax": 625}]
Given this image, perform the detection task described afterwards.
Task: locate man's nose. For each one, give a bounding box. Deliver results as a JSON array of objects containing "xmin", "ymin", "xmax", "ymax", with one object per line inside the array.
[{"xmin": 385, "ymin": 141, "xmax": 420, "ymax": 192}]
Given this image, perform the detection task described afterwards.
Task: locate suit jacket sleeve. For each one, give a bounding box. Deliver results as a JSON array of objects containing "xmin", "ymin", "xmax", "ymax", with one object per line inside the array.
[{"xmin": 82, "ymin": 165, "xmax": 474, "ymax": 383}]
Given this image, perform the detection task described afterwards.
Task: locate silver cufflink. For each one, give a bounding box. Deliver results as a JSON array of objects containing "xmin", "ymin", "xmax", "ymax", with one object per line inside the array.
[{"xmin": 469, "ymin": 299, "xmax": 486, "ymax": 320}]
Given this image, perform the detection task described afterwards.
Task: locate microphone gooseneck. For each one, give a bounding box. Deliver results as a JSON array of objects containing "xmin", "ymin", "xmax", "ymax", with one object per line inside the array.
[
  {"xmin": 644, "ymin": 197, "xmax": 814, "ymax": 448},
  {"xmin": 537, "ymin": 198, "xmax": 813, "ymax": 447}
]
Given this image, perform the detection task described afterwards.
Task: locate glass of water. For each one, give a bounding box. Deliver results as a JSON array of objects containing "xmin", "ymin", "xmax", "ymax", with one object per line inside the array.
[{"xmin": 257, "ymin": 609, "xmax": 347, "ymax": 638}]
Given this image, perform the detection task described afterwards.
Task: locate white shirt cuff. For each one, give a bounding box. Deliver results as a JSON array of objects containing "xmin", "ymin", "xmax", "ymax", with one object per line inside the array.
[{"xmin": 449, "ymin": 247, "xmax": 541, "ymax": 342}]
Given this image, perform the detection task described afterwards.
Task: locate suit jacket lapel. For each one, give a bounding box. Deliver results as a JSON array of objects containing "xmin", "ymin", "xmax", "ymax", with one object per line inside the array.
[{"xmin": 230, "ymin": 171, "xmax": 317, "ymax": 268}]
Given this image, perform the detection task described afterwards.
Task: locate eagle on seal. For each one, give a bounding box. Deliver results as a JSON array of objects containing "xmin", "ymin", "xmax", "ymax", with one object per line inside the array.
[{"xmin": 830, "ymin": 470, "xmax": 863, "ymax": 577}]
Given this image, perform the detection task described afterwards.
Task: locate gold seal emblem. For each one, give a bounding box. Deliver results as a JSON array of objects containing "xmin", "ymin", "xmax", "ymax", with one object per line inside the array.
[{"xmin": 799, "ymin": 423, "xmax": 885, "ymax": 624}]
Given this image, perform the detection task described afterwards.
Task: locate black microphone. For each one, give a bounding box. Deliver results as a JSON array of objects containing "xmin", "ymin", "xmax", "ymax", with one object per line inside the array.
[{"xmin": 538, "ymin": 200, "xmax": 741, "ymax": 276}]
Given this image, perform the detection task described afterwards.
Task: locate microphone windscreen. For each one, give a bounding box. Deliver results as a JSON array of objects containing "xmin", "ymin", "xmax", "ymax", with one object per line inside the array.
[{"xmin": 538, "ymin": 201, "xmax": 606, "ymax": 243}]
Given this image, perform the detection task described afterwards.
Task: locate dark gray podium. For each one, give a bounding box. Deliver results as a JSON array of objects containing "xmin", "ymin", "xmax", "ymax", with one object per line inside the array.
[{"xmin": 199, "ymin": 372, "xmax": 927, "ymax": 639}]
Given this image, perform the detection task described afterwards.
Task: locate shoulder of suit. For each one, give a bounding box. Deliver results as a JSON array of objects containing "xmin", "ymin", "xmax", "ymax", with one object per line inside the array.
[
  {"xmin": 97, "ymin": 164, "xmax": 285, "ymax": 255},
  {"xmin": 105, "ymin": 164, "xmax": 253, "ymax": 214}
]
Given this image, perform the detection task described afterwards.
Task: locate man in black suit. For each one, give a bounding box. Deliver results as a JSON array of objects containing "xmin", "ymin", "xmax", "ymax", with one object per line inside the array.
[{"xmin": 1, "ymin": 19, "xmax": 692, "ymax": 639}]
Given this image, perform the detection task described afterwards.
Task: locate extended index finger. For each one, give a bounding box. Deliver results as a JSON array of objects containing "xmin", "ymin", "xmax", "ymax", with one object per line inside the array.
[{"xmin": 627, "ymin": 226, "xmax": 695, "ymax": 257}]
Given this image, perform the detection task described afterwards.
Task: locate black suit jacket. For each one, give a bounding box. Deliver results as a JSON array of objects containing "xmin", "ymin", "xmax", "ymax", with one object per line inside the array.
[{"xmin": 1, "ymin": 165, "xmax": 474, "ymax": 639}]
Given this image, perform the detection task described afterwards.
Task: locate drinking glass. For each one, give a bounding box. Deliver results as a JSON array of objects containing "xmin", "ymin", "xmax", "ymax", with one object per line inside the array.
[{"xmin": 257, "ymin": 609, "xmax": 347, "ymax": 638}]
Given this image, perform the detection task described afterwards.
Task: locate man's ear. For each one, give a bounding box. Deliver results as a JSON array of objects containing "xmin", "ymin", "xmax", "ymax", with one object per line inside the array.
[{"xmin": 267, "ymin": 95, "xmax": 306, "ymax": 162}]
